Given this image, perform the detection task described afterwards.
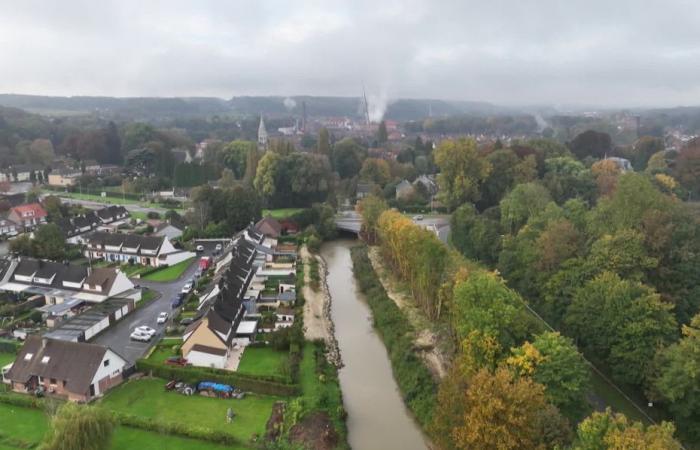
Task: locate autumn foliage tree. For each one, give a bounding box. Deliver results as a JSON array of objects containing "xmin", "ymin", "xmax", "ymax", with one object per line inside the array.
[{"xmin": 434, "ymin": 137, "xmax": 492, "ymax": 211}]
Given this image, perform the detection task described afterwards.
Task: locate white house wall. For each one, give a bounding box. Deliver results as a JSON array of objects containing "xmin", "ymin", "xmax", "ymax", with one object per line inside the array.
[
  {"xmin": 90, "ymin": 349, "xmax": 126, "ymax": 396},
  {"xmin": 186, "ymin": 349, "xmax": 226, "ymax": 369}
]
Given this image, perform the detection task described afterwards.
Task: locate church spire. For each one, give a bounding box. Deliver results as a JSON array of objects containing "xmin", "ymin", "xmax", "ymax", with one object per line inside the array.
[{"xmin": 257, "ymin": 114, "xmax": 268, "ymax": 151}]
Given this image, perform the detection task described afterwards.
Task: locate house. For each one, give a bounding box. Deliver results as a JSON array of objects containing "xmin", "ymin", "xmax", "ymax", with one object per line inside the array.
[
  {"xmin": 356, "ymin": 182, "xmax": 375, "ymax": 200},
  {"xmin": 0, "ymin": 258, "xmax": 140, "ymax": 305},
  {"xmin": 57, "ymin": 206, "xmax": 130, "ymax": 244},
  {"xmin": 605, "ymin": 156, "xmax": 633, "ymax": 172},
  {"xmin": 275, "ymin": 307, "xmax": 295, "ymax": 329},
  {"xmin": 8, "ymin": 203, "xmax": 47, "ymax": 231},
  {"xmin": 395, "ymin": 180, "xmax": 414, "ymax": 200},
  {"xmin": 153, "ymin": 222, "xmax": 183, "ymax": 240},
  {"xmin": 96, "ymin": 205, "xmax": 129, "ymax": 224},
  {"xmin": 84, "ymin": 232, "xmax": 194, "ymax": 267},
  {"xmin": 0, "ymin": 165, "xmax": 43, "ymax": 183},
  {"xmin": 412, "ymin": 175, "xmax": 438, "ymax": 196},
  {"xmin": 48, "ymin": 170, "xmax": 81, "ymax": 187},
  {"xmin": 255, "ymin": 216, "xmax": 282, "ymax": 238},
  {"xmin": 5, "ymin": 336, "xmax": 127, "ymax": 402},
  {"xmin": 0, "ymin": 215, "xmax": 18, "ymax": 237}
]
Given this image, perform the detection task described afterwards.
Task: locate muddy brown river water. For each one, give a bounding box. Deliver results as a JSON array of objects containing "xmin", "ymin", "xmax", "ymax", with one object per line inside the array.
[{"xmin": 322, "ymin": 240, "xmax": 428, "ymax": 450}]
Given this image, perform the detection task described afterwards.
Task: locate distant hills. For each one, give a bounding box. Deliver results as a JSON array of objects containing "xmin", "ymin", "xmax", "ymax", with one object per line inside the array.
[{"xmin": 0, "ymin": 94, "xmax": 511, "ymax": 122}]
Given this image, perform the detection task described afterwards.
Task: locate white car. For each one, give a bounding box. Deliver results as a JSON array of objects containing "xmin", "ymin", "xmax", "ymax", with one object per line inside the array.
[
  {"xmin": 181, "ymin": 282, "xmax": 193, "ymax": 294},
  {"xmin": 135, "ymin": 326, "xmax": 157, "ymax": 337},
  {"xmin": 196, "ymin": 245, "xmax": 204, "ymax": 252},
  {"xmin": 130, "ymin": 331, "xmax": 151, "ymax": 342},
  {"xmin": 413, "ymin": 214, "xmax": 424, "ymax": 221},
  {"xmin": 215, "ymin": 243, "xmax": 223, "ymax": 251},
  {"xmin": 156, "ymin": 312, "xmax": 169, "ymax": 324}
]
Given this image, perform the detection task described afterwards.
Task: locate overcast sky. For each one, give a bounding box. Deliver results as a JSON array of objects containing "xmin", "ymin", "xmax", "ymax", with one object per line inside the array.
[{"xmin": 1, "ymin": 0, "xmax": 700, "ymax": 107}]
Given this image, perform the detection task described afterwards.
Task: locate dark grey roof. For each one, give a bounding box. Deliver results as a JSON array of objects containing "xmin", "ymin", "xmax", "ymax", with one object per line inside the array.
[
  {"xmin": 86, "ymin": 232, "xmax": 164, "ymax": 254},
  {"xmin": 5, "ymin": 336, "xmax": 112, "ymax": 396},
  {"xmin": 13, "ymin": 259, "xmax": 40, "ymax": 277}
]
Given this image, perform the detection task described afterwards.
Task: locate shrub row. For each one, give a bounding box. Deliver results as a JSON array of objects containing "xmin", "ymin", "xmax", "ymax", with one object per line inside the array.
[
  {"xmin": 350, "ymin": 244, "xmax": 437, "ymax": 428},
  {"xmin": 0, "ymin": 392, "xmax": 44, "ymax": 409},
  {"xmin": 0, "ymin": 339, "xmax": 21, "ymax": 354},
  {"xmin": 135, "ymin": 359, "xmax": 300, "ymax": 396},
  {"xmin": 112, "ymin": 411, "xmax": 241, "ymax": 446}
]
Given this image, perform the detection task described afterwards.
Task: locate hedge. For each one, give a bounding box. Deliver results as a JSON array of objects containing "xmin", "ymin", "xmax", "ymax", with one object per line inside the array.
[
  {"xmin": 135, "ymin": 360, "xmax": 300, "ymax": 396},
  {"xmin": 350, "ymin": 244, "xmax": 437, "ymax": 428},
  {"xmin": 112, "ymin": 411, "xmax": 241, "ymax": 446},
  {"xmin": 0, "ymin": 392, "xmax": 44, "ymax": 409},
  {"xmin": 0, "ymin": 339, "xmax": 21, "ymax": 354}
]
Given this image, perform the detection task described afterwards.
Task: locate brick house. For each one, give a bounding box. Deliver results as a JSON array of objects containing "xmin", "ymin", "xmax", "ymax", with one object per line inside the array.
[{"xmin": 8, "ymin": 203, "xmax": 47, "ymax": 231}]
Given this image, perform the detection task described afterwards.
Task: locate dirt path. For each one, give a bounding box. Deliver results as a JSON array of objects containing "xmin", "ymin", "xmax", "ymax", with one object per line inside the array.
[
  {"xmin": 368, "ymin": 247, "xmax": 449, "ymax": 380},
  {"xmin": 300, "ymin": 245, "xmax": 341, "ymax": 366}
]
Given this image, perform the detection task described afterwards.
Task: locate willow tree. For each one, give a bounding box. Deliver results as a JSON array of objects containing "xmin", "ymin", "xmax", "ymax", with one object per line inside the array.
[{"xmin": 42, "ymin": 403, "xmax": 114, "ymax": 450}]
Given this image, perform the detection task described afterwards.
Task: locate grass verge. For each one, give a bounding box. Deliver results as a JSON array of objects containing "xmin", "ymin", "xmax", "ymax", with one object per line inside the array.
[{"xmin": 142, "ymin": 259, "xmax": 194, "ymax": 282}]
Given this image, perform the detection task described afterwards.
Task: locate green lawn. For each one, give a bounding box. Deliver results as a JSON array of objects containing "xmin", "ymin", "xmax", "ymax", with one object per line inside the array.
[
  {"xmin": 0, "ymin": 353, "xmax": 15, "ymax": 368},
  {"xmin": 0, "ymin": 403, "xmax": 242, "ymax": 450},
  {"xmin": 262, "ymin": 208, "xmax": 305, "ymax": 219},
  {"xmin": 237, "ymin": 347, "xmax": 289, "ymax": 378},
  {"xmin": 142, "ymin": 258, "xmax": 194, "ymax": 282},
  {"xmin": 147, "ymin": 345, "xmax": 179, "ymax": 364},
  {"xmin": 100, "ymin": 378, "xmax": 279, "ymax": 443}
]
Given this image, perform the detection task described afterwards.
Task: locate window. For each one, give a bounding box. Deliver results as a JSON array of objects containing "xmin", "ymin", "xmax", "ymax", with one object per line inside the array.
[
  {"xmin": 62, "ymin": 380, "xmax": 66, "ymax": 387},
  {"xmin": 103, "ymin": 359, "xmax": 110, "ymax": 367},
  {"xmin": 24, "ymin": 353, "xmax": 33, "ymax": 361},
  {"xmin": 50, "ymin": 378, "xmax": 56, "ymax": 385},
  {"xmin": 38, "ymin": 376, "xmax": 44, "ymax": 383},
  {"xmin": 41, "ymin": 356, "xmax": 50, "ymax": 364}
]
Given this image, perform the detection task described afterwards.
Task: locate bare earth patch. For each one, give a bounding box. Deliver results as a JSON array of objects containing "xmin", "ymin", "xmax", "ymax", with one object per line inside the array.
[
  {"xmin": 288, "ymin": 411, "xmax": 339, "ymax": 450},
  {"xmin": 368, "ymin": 246, "xmax": 449, "ymax": 380},
  {"xmin": 301, "ymin": 245, "xmax": 331, "ymax": 342}
]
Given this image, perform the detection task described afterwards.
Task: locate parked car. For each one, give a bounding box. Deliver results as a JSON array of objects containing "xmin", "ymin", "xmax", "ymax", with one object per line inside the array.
[
  {"xmin": 156, "ymin": 312, "xmax": 169, "ymax": 324},
  {"xmin": 215, "ymin": 243, "xmax": 223, "ymax": 251},
  {"xmin": 130, "ymin": 330, "xmax": 151, "ymax": 342},
  {"xmin": 181, "ymin": 282, "xmax": 193, "ymax": 294},
  {"xmin": 196, "ymin": 245, "xmax": 204, "ymax": 252},
  {"xmin": 135, "ymin": 326, "xmax": 157, "ymax": 337},
  {"xmin": 413, "ymin": 214, "xmax": 424, "ymax": 221},
  {"xmin": 180, "ymin": 317, "xmax": 195, "ymax": 326},
  {"xmin": 171, "ymin": 297, "xmax": 183, "ymax": 309}
]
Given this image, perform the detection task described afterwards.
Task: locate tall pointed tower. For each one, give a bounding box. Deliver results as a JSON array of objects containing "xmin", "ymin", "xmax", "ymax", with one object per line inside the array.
[{"xmin": 257, "ymin": 114, "xmax": 268, "ymax": 151}]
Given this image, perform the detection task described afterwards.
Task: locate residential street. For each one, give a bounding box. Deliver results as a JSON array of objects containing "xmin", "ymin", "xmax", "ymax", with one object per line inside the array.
[{"xmin": 91, "ymin": 259, "xmax": 199, "ymax": 364}]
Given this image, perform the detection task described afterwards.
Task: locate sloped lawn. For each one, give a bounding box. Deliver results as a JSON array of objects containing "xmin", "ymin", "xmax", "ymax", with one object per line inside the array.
[{"xmin": 142, "ymin": 259, "xmax": 194, "ymax": 282}]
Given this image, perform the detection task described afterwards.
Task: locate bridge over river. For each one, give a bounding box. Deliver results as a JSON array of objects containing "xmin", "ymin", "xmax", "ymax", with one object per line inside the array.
[{"xmin": 335, "ymin": 211, "xmax": 451, "ymax": 243}]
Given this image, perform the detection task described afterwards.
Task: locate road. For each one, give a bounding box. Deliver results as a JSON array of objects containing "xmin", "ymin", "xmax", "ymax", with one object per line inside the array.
[
  {"xmin": 335, "ymin": 211, "xmax": 451, "ymax": 242},
  {"xmin": 91, "ymin": 241, "xmax": 226, "ymax": 364}
]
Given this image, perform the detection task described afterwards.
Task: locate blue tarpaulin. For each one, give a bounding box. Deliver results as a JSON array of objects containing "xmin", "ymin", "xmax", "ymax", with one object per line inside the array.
[{"xmin": 198, "ymin": 381, "xmax": 234, "ymax": 393}]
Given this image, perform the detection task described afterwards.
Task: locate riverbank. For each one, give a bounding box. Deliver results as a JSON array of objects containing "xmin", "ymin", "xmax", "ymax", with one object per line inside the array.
[
  {"xmin": 300, "ymin": 245, "xmax": 341, "ymax": 367},
  {"xmin": 367, "ymin": 247, "xmax": 449, "ymax": 380}
]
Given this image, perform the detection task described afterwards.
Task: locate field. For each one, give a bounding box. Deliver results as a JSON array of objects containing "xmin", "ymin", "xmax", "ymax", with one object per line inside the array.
[
  {"xmin": 100, "ymin": 378, "xmax": 279, "ymax": 443},
  {"xmin": 237, "ymin": 347, "xmax": 289, "ymax": 378},
  {"xmin": 0, "ymin": 403, "xmax": 241, "ymax": 450},
  {"xmin": 262, "ymin": 208, "xmax": 305, "ymax": 219},
  {"xmin": 142, "ymin": 258, "xmax": 194, "ymax": 282}
]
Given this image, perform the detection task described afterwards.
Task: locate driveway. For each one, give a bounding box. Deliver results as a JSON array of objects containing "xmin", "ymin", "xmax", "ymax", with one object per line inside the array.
[{"xmin": 91, "ymin": 255, "xmax": 205, "ymax": 364}]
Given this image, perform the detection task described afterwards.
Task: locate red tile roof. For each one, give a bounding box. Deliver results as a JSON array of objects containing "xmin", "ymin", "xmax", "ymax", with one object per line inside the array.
[{"xmin": 11, "ymin": 203, "xmax": 47, "ymax": 218}]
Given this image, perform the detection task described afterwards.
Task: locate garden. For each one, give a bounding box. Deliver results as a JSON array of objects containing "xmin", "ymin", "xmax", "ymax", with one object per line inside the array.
[
  {"xmin": 237, "ymin": 346, "xmax": 289, "ymax": 378},
  {"xmin": 100, "ymin": 377, "xmax": 280, "ymax": 443}
]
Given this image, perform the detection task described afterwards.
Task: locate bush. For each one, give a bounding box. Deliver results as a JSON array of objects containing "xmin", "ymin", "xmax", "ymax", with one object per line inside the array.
[
  {"xmin": 350, "ymin": 244, "xmax": 437, "ymax": 427},
  {"xmin": 0, "ymin": 339, "xmax": 20, "ymax": 353}
]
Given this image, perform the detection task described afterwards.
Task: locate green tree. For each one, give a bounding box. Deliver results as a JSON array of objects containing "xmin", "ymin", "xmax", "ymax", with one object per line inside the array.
[
  {"xmin": 479, "ymin": 149, "xmax": 519, "ymax": 209},
  {"xmin": 564, "ymin": 272, "xmax": 677, "ymax": 386},
  {"xmin": 572, "ymin": 408, "xmax": 680, "ymax": 450},
  {"xmin": 221, "ymin": 140, "xmax": 255, "ymax": 178},
  {"xmin": 377, "ymin": 120, "xmax": 388, "ymax": 143},
  {"xmin": 569, "ymin": 129, "xmax": 612, "ymax": 160},
  {"xmin": 357, "ymin": 195, "xmax": 388, "ymax": 244},
  {"xmin": 317, "ymin": 127, "xmax": 330, "ymax": 155},
  {"xmin": 507, "ymin": 331, "xmax": 590, "ymax": 419},
  {"xmin": 253, "ymin": 151, "xmax": 281, "ymax": 201},
  {"xmin": 42, "ymin": 196, "xmax": 63, "ymax": 219},
  {"xmin": 650, "ymin": 313, "xmax": 700, "ymax": 440},
  {"xmin": 450, "ymin": 204, "xmax": 501, "ymax": 264},
  {"xmin": 42, "ymin": 402, "xmax": 114, "ymax": 450},
  {"xmin": 434, "ymin": 138, "xmax": 492, "ymax": 211},
  {"xmin": 331, "ymin": 138, "xmax": 365, "ymax": 179},
  {"xmin": 34, "ymin": 224, "xmax": 67, "ymax": 260},
  {"xmin": 499, "ymin": 182, "xmax": 551, "ymax": 234},
  {"xmin": 588, "ymin": 229, "xmax": 657, "ymax": 281},
  {"xmin": 359, "ymin": 158, "xmax": 391, "ymax": 186}
]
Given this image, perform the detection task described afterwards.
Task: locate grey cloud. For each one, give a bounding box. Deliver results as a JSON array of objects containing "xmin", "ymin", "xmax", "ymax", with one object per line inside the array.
[{"xmin": 1, "ymin": 0, "xmax": 700, "ymax": 107}]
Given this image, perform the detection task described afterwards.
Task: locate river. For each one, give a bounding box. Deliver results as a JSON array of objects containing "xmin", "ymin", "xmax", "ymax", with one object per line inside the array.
[{"xmin": 322, "ymin": 240, "xmax": 428, "ymax": 450}]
